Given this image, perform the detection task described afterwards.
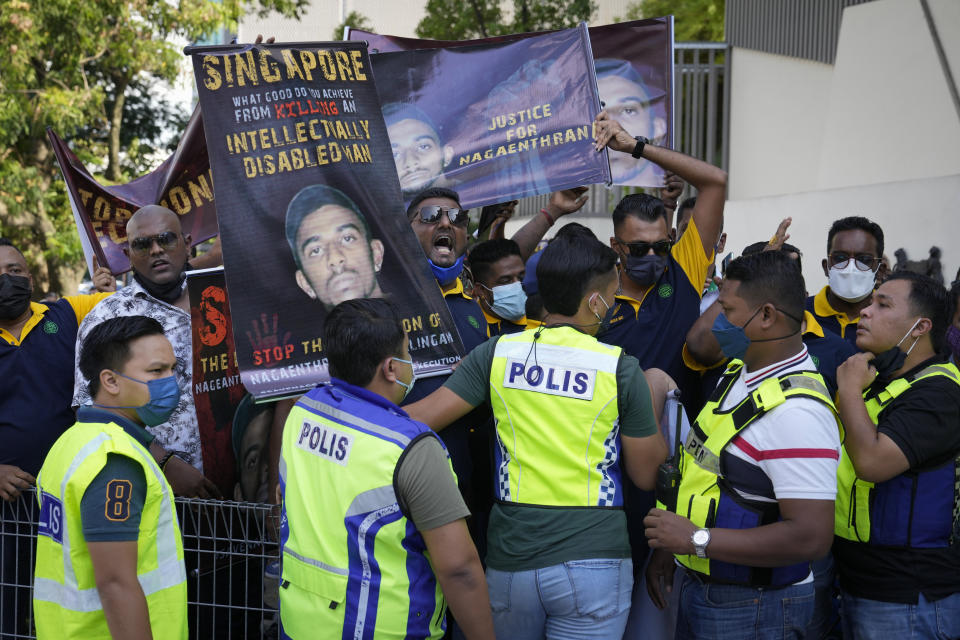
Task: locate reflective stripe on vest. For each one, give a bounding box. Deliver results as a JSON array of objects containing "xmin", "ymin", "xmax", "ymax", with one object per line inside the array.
[
  {"xmin": 835, "ymin": 362, "xmax": 960, "ymax": 547},
  {"xmin": 33, "ymin": 420, "xmax": 186, "ymax": 639},
  {"xmin": 675, "ymin": 361, "xmax": 839, "ymax": 586},
  {"xmin": 279, "ymin": 385, "xmax": 447, "ymax": 640},
  {"xmin": 488, "ymin": 326, "xmax": 624, "ymax": 508}
]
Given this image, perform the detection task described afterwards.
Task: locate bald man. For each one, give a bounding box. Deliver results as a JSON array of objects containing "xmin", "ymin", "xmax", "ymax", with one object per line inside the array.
[{"xmin": 72, "ymin": 205, "xmax": 220, "ymax": 499}]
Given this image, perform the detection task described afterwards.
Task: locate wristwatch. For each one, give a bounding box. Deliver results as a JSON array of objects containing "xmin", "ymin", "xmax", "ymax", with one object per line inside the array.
[
  {"xmin": 631, "ymin": 135, "xmax": 650, "ymax": 159},
  {"xmin": 691, "ymin": 528, "xmax": 711, "ymax": 559}
]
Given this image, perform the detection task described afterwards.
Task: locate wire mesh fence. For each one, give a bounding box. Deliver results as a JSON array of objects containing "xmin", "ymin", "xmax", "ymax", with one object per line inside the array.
[{"xmin": 0, "ymin": 490, "xmax": 281, "ymax": 640}]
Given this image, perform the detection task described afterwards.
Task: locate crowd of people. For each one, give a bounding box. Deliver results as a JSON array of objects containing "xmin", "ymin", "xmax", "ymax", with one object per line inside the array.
[{"xmin": 2, "ymin": 105, "xmax": 959, "ymax": 640}]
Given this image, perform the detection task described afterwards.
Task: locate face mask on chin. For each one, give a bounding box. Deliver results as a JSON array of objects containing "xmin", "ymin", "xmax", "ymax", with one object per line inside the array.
[
  {"xmin": 870, "ymin": 318, "xmax": 922, "ymax": 379},
  {"xmin": 133, "ymin": 260, "xmax": 189, "ymax": 304}
]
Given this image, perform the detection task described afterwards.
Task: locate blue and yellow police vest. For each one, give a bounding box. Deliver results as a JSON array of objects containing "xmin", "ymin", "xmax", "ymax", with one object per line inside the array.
[
  {"xmin": 835, "ymin": 362, "xmax": 960, "ymax": 547},
  {"xmin": 279, "ymin": 382, "xmax": 452, "ymax": 640},
  {"xmin": 33, "ymin": 420, "xmax": 187, "ymax": 639},
  {"xmin": 488, "ymin": 326, "xmax": 625, "ymax": 508},
  {"xmin": 675, "ymin": 361, "xmax": 839, "ymax": 586}
]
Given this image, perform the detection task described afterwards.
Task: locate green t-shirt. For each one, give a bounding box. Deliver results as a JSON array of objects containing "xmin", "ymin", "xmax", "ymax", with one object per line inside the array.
[{"xmin": 443, "ymin": 332, "xmax": 659, "ymax": 570}]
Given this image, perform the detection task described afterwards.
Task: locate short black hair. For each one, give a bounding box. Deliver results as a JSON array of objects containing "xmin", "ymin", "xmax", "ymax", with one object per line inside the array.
[
  {"xmin": 676, "ymin": 197, "xmax": 696, "ymax": 231},
  {"xmin": 741, "ymin": 241, "xmax": 804, "ymax": 273},
  {"xmin": 827, "ymin": 216, "xmax": 884, "ymax": 258},
  {"xmin": 406, "ymin": 187, "xmax": 462, "ymax": 219},
  {"xmin": 285, "ymin": 185, "xmax": 371, "ymax": 270},
  {"xmin": 724, "ymin": 251, "xmax": 806, "ymax": 327},
  {"xmin": 555, "ymin": 222, "xmax": 598, "ymax": 241},
  {"xmin": 79, "ymin": 316, "xmax": 166, "ymax": 396},
  {"xmin": 537, "ymin": 233, "xmax": 618, "ymax": 316},
  {"xmin": 885, "ymin": 271, "xmax": 951, "ymax": 354},
  {"xmin": 324, "ymin": 298, "xmax": 405, "ymax": 387},
  {"xmin": 467, "ymin": 239, "xmax": 522, "ymax": 285},
  {"xmin": 612, "ymin": 193, "xmax": 667, "ymax": 233}
]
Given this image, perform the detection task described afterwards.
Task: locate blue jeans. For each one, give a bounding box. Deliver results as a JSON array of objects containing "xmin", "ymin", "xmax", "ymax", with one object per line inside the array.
[
  {"xmin": 841, "ymin": 590, "xmax": 960, "ymax": 639},
  {"xmin": 676, "ymin": 570, "xmax": 815, "ymax": 640},
  {"xmin": 486, "ymin": 558, "xmax": 632, "ymax": 639},
  {"xmin": 806, "ymin": 554, "xmax": 840, "ymax": 639}
]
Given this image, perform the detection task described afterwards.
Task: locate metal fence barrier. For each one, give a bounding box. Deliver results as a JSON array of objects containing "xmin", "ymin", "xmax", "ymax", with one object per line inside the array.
[{"xmin": 0, "ymin": 490, "xmax": 281, "ymax": 640}]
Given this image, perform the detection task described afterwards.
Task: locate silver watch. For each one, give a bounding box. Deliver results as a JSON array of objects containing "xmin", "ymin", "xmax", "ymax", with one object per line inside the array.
[{"xmin": 691, "ymin": 528, "xmax": 711, "ymax": 559}]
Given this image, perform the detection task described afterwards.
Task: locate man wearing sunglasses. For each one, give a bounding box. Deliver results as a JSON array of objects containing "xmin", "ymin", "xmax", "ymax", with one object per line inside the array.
[
  {"xmin": 807, "ymin": 216, "xmax": 887, "ymax": 349},
  {"xmin": 73, "ymin": 205, "xmax": 221, "ymax": 501}
]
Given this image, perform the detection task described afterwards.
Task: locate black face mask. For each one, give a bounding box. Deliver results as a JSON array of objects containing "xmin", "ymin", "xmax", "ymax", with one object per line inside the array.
[
  {"xmin": 624, "ymin": 254, "xmax": 669, "ymax": 287},
  {"xmin": 869, "ymin": 319, "xmax": 922, "ymax": 380},
  {"xmin": 0, "ymin": 273, "xmax": 32, "ymax": 320},
  {"xmin": 133, "ymin": 260, "xmax": 189, "ymax": 304}
]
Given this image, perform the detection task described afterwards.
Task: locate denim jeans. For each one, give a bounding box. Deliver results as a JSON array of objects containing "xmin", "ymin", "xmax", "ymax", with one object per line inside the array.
[
  {"xmin": 675, "ymin": 570, "xmax": 815, "ymax": 640},
  {"xmin": 806, "ymin": 554, "xmax": 840, "ymax": 639},
  {"xmin": 841, "ymin": 590, "xmax": 960, "ymax": 640},
  {"xmin": 486, "ymin": 558, "xmax": 632, "ymax": 639}
]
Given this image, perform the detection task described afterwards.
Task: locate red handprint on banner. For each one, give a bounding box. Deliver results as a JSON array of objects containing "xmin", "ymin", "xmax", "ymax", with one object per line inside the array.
[{"xmin": 246, "ymin": 312, "xmax": 295, "ymax": 367}]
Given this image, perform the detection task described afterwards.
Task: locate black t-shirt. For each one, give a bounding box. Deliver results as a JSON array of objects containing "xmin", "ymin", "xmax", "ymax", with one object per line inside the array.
[{"xmin": 834, "ymin": 356, "xmax": 960, "ymax": 603}]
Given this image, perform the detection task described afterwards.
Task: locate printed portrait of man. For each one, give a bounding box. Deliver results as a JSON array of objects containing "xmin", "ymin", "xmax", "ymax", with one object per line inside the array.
[
  {"xmin": 285, "ymin": 184, "xmax": 385, "ymax": 309},
  {"xmin": 383, "ymin": 102, "xmax": 456, "ymax": 199},
  {"xmin": 595, "ymin": 57, "xmax": 668, "ymax": 186},
  {"xmin": 231, "ymin": 394, "xmax": 273, "ymax": 503}
]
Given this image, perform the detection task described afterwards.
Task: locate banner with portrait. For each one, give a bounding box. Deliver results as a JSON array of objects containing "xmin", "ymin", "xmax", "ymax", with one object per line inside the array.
[
  {"xmin": 48, "ymin": 109, "xmax": 219, "ymax": 274},
  {"xmin": 366, "ymin": 24, "xmax": 610, "ymax": 209},
  {"xmin": 187, "ymin": 41, "xmax": 465, "ymax": 400},
  {"xmin": 349, "ymin": 17, "xmax": 673, "ymax": 188}
]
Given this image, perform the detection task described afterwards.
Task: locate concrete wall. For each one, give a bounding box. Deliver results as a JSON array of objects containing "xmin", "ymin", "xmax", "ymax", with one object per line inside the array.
[
  {"xmin": 722, "ymin": 174, "xmax": 960, "ymax": 295},
  {"xmin": 727, "ymin": 0, "xmax": 960, "ymax": 200}
]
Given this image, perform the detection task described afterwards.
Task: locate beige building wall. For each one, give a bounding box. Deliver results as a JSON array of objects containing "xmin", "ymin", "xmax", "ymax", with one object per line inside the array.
[{"xmin": 728, "ymin": 0, "xmax": 960, "ymax": 200}]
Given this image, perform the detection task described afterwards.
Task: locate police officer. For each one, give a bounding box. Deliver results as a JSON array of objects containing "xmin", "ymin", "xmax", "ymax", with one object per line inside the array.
[
  {"xmin": 834, "ymin": 271, "xmax": 960, "ymax": 638},
  {"xmin": 407, "ymin": 231, "xmax": 670, "ymax": 637},
  {"xmin": 643, "ymin": 252, "xmax": 842, "ymax": 639},
  {"xmin": 33, "ymin": 316, "xmax": 187, "ymax": 639},
  {"xmin": 278, "ymin": 298, "xmax": 494, "ymax": 639}
]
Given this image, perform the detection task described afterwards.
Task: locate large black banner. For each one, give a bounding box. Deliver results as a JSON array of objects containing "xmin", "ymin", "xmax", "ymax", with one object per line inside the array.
[
  {"xmin": 368, "ymin": 24, "xmax": 610, "ymax": 209},
  {"xmin": 349, "ymin": 17, "xmax": 673, "ymax": 188},
  {"xmin": 187, "ymin": 41, "xmax": 464, "ymax": 400}
]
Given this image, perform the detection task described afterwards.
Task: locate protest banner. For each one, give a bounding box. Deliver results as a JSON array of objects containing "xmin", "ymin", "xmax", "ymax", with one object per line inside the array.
[
  {"xmin": 349, "ymin": 17, "xmax": 673, "ymax": 188},
  {"xmin": 186, "ymin": 41, "xmax": 465, "ymax": 400},
  {"xmin": 187, "ymin": 267, "xmax": 246, "ymax": 498},
  {"xmin": 367, "ymin": 24, "xmax": 610, "ymax": 209},
  {"xmin": 48, "ymin": 108, "xmax": 219, "ymax": 274}
]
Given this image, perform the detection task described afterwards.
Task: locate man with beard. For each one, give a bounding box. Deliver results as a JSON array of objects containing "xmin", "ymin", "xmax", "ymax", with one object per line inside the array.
[
  {"xmin": 0, "ymin": 238, "xmax": 115, "ymax": 638},
  {"xmin": 73, "ymin": 205, "xmax": 219, "ymax": 499},
  {"xmin": 385, "ymin": 103, "xmax": 457, "ymax": 202},
  {"xmin": 285, "ymin": 184, "xmax": 385, "ymax": 309}
]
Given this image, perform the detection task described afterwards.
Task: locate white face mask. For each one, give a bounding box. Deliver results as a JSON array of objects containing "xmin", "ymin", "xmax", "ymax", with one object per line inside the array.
[{"xmin": 828, "ymin": 260, "xmax": 877, "ymax": 302}]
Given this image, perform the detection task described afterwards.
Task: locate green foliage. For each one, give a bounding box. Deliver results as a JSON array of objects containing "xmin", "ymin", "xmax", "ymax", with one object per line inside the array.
[
  {"xmin": 333, "ymin": 10, "xmax": 373, "ymax": 40},
  {"xmin": 624, "ymin": 0, "xmax": 725, "ymax": 42},
  {"xmin": 416, "ymin": 0, "xmax": 596, "ymax": 40},
  {"xmin": 0, "ymin": 0, "xmax": 305, "ymax": 293}
]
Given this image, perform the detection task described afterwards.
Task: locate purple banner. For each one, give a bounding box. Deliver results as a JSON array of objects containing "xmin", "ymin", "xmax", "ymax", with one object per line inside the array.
[
  {"xmin": 350, "ymin": 17, "xmax": 673, "ymax": 188},
  {"xmin": 368, "ymin": 24, "xmax": 610, "ymax": 208}
]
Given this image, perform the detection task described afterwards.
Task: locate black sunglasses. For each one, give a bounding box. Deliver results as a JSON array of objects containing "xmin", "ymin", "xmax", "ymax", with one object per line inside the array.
[
  {"xmin": 618, "ymin": 239, "xmax": 673, "ymax": 258},
  {"xmin": 417, "ymin": 205, "xmax": 470, "ymax": 227},
  {"xmin": 129, "ymin": 231, "xmax": 180, "ymax": 256},
  {"xmin": 829, "ymin": 252, "xmax": 879, "ymax": 272}
]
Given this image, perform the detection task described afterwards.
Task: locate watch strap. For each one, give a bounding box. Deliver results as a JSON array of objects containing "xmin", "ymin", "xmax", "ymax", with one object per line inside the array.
[{"xmin": 631, "ymin": 136, "xmax": 650, "ymax": 159}]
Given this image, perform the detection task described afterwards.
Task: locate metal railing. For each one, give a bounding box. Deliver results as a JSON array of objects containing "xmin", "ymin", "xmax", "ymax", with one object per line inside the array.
[
  {"xmin": 516, "ymin": 41, "xmax": 729, "ymax": 218},
  {"xmin": 0, "ymin": 490, "xmax": 280, "ymax": 640}
]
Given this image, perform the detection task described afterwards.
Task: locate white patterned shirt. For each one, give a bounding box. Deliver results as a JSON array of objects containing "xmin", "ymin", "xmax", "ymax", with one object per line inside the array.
[{"xmin": 72, "ymin": 279, "xmax": 203, "ymax": 471}]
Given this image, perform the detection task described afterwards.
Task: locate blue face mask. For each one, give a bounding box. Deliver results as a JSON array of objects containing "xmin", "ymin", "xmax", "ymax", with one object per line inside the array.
[
  {"xmin": 95, "ymin": 371, "xmax": 181, "ymax": 427},
  {"xmin": 391, "ymin": 357, "xmax": 417, "ymax": 401},
  {"xmin": 711, "ymin": 309, "xmax": 761, "ymax": 361},
  {"xmin": 484, "ymin": 281, "xmax": 527, "ymax": 322},
  {"xmin": 428, "ymin": 255, "xmax": 465, "ymax": 286}
]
